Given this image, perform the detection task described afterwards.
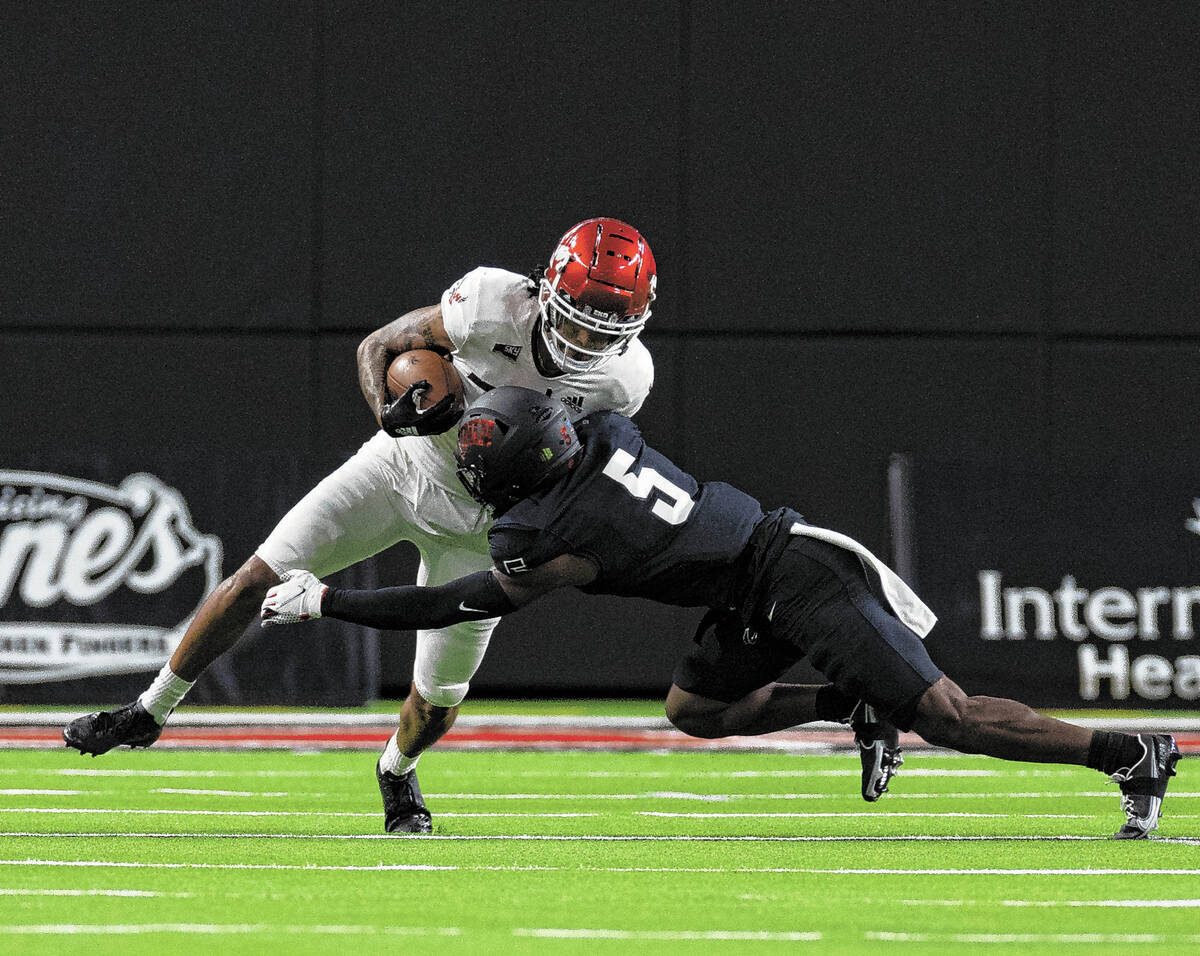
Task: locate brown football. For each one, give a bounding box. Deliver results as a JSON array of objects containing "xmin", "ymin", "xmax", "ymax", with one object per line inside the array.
[{"xmin": 386, "ymin": 348, "xmax": 466, "ymax": 416}]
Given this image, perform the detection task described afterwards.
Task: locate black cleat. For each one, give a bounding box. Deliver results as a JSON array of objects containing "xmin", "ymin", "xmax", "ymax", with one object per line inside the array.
[
  {"xmin": 62, "ymin": 701, "xmax": 162, "ymax": 756},
  {"xmin": 850, "ymin": 701, "xmax": 903, "ymax": 802},
  {"xmin": 376, "ymin": 761, "xmax": 433, "ymax": 834},
  {"xmin": 1111, "ymin": 733, "xmax": 1180, "ymax": 839}
]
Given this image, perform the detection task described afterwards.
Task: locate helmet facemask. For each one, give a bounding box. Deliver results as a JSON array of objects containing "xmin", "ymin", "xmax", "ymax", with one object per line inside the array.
[
  {"xmin": 537, "ymin": 276, "xmax": 649, "ymax": 373},
  {"xmin": 535, "ymin": 218, "xmax": 656, "ymax": 374}
]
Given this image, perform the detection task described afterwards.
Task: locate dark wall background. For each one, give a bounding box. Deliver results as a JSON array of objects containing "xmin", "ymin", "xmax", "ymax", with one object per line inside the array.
[{"xmin": 2, "ymin": 2, "xmax": 1197, "ymax": 700}]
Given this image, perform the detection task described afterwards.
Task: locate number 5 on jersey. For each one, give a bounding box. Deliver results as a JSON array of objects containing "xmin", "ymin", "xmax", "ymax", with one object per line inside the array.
[{"xmin": 602, "ymin": 449, "xmax": 694, "ymax": 525}]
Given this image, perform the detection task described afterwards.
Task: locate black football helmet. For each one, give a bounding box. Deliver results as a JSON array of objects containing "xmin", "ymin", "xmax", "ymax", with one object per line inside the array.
[{"xmin": 455, "ymin": 386, "xmax": 582, "ymax": 512}]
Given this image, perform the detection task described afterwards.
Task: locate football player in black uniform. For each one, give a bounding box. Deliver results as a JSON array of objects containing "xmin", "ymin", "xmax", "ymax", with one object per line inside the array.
[{"xmin": 262, "ymin": 386, "xmax": 1180, "ymax": 839}]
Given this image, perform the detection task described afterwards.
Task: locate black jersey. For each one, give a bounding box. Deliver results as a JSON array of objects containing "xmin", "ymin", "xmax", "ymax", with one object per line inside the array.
[{"xmin": 487, "ymin": 411, "xmax": 764, "ymax": 608}]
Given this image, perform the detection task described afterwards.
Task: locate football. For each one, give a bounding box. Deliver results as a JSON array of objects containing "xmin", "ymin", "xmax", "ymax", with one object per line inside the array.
[{"xmin": 386, "ymin": 348, "xmax": 466, "ymax": 414}]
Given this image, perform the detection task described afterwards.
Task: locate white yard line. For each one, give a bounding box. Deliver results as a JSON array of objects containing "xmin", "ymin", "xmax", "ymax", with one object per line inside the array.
[
  {"xmin": 0, "ymin": 888, "xmax": 193, "ymax": 898},
  {"xmin": 0, "ymin": 808, "xmax": 378, "ymax": 817},
  {"xmin": 4, "ymin": 858, "xmax": 1200, "ymax": 874},
  {"xmin": 0, "ymin": 769, "xmax": 359, "ymax": 778},
  {"xmin": 891, "ymin": 898, "xmax": 1200, "ymax": 908},
  {"xmin": 152, "ymin": 789, "xmax": 295, "ymax": 797},
  {"xmin": 0, "ymin": 831, "xmax": 1176, "ymax": 843},
  {"xmin": 439, "ymin": 768, "xmax": 1078, "ymax": 778},
  {"xmin": 6, "ymin": 790, "xmax": 1195, "ymax": 800},
  {"xmin": 0, "ymin": 789, "xmax": 83, "ymax": 795},
  {"xmin": 636, "ymin": 811, "xmax": 1097, "ymax": 818},
  {"xmin": 868, "ymin": 931, "xmax": 1200, "ymax": 944},
  {"xmin": 0, "ymin": 923, "xmax": 462, "ymax": 936},
  {"xmin": 1003, "ymin": 899, "xmax": 1200, "ymax": 908},
  {"xmin": 514, "ymin": 928, "xmax": 823, "ymax": 941}
]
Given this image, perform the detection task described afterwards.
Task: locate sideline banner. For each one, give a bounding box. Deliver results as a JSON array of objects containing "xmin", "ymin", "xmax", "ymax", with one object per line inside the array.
[
  {"xmin": 0, "ymin": 453, "xmax": 379, "ymax": 706},
  {"xmin": 904, "ymin": 458, "xmax": 1200, "ymax": 708}
]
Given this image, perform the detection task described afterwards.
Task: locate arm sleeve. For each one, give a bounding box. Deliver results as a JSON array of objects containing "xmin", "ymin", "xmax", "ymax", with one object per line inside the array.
[{"xmin": 320, "ymin": 570, "xmax": 516, "ymax": 630}]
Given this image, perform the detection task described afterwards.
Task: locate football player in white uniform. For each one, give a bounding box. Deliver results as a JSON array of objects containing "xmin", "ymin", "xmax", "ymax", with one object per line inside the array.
[{"xmin": 63, "ymin": 218, "xmax": 657, "ymax": 833}]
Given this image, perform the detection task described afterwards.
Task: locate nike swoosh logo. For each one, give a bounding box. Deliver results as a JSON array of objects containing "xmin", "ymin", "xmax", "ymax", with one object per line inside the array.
[{"xmin": 459, "ymin": 601, "xmax": 488, "ymax": 614}]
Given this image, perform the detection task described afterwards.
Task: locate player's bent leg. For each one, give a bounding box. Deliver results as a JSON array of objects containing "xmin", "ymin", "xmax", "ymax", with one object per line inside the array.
[
  {"xmin": 910, "ymin": 676, "xmax": 1092, "ymax": 764},
  {"xmin": 665, "ymin": 682, "xmax": 825, "ymax": 738},
  {"xmin": 376, "ymin": 609, "xmax": 496, "ymax": 835},
  {"xmin": 912, "ymin": 677, "xmax": 1182, "ymax": 838},
  {"xmin": 664, "ymin": 684, "xmax": 735, "ymax": 738},
  {"xmin": 63, "ymin": 554, "xmax": 281, "ymax": 757},
  {"xmin": 169, "ymin": 555, "xmax": 280, "ymax": 680},
  {"xmin": 398, "ymin": 683, "xmax": 460, "ymax": 756}
]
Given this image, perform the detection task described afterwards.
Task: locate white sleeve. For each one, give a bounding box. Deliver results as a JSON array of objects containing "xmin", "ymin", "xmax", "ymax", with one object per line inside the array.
[
  {"xmin": 439, "ymin": 269, "xmax": 485, "ymax": 351},
  {"xmin": 612, "ymin": 346, "xmax": 655, "ymax": 417}
]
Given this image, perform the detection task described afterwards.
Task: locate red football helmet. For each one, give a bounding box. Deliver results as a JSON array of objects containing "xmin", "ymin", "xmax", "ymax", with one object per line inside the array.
[{"xmin": 538, "ymin": 218, "xmax": 656, "ymax": 372}]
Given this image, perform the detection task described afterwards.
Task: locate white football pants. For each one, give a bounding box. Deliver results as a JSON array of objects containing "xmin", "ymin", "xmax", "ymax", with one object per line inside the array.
[{"xmin": 256, "ymin": 431, "xmax": 498, "ymax": 707}]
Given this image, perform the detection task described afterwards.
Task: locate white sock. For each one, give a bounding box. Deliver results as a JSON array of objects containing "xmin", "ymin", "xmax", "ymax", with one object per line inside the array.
[
  {"xmin": 379, "ymin": 732, "xmax": 419, "ymax": 776},
  {"xmin": 137, "ymin": 664, "xmax": 194, "ymax": 726}
]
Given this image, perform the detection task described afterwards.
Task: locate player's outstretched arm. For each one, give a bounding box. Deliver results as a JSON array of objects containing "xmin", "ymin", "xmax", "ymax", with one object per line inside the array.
[
  {"xmin": 356, "ymin": 304, "xmax": 454, "ymax": 425},
  {"xmin": 260, "ymin": 556, "xmax": 597, "ymax": 631}
]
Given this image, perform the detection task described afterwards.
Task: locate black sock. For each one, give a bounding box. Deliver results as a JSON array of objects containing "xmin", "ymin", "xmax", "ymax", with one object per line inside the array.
[
  {"xmin": 1086, "ymin": 730, "xmax": 1143, "ymax": 774},
  {"xmin": 814, "ymin": 684, "xmax": 858, "ymax": 722}
]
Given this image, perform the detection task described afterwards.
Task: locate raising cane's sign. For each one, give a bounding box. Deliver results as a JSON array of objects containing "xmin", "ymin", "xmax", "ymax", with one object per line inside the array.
[{"xmin": 0, "ymin": 471, "xmax": 222, "ymax": 683}]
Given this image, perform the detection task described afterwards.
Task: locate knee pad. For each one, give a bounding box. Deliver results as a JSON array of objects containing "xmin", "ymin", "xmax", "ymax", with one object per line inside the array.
[
  {"xmin": 412, "ymin": 618, "xmax": 498, "ymax": 708},
  {"xmin": 412, "ymin": 673, "xmax": 470, "ymax": 709}
]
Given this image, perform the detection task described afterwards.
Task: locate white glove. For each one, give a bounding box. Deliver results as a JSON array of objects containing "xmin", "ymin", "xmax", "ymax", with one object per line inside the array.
[{"xmin": 260, "ymin": 569, "xmax": 328, "ymax": 626}]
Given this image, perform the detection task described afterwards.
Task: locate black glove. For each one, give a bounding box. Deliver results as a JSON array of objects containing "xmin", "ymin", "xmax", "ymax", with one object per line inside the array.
[{"xmin": 380, "ymin": 381, "xmax": 463, "ymax": 437}]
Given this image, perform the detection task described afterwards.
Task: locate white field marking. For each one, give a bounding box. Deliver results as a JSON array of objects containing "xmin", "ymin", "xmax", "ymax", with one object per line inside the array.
[
  {"xmin": 0, "ymin": 859, "xmax": 458, "ymax": 871},
  {"xmin": 636, "ymin": 811, "xmax": 1095, "ymax": 819},
  {"xmin": 11, "ymin": 769, "xmax": 359, "ymax": 778},
  {"xmin": 1003, "ymin": 899, "xmax": 1200, "ymax": 908},
  {"xmin": 871, "ymin": 791, "xmax": 1200, "ymax": 800},
  {"xmin": 7, "ymin": 859, "xmax": 1200, "ymax": 875},
  {"xmin": 514, "ymin": 928, "xmax": 822, "ymax": 941},
  {"xmin": 441, "ymin": 768, "xmax": 1075, "ymax": 778},
  {"xmin": 425, "ymin": 790, "xmax": 1200, "ymax": 801},
  {"xmin": 891, "ymin": 899, "xmax": 1200, "ymax": 909},
  {"xmin": 868, "ymin": 931, "xmax": 1200, "ymax": 944},
  {"xmin": 0, "ymin": 789, "xmax": 83, "ymax": 796},
  {"xmin": 0, "ymin": 888, "xmax": 194, "ymax": 898},
  {"xmin": 0, "ymin": 831, "xmax": 1124, "ymax": 843},
  {"xmin": 153, "ymin": 789, "xmax": 295, "ymax": 797},
  {"xmin": 0, "ymin": 924, "xmax": 462, "ymax": 937},
  {"xmin": 435, "ymin": 813, "xmax": 599, "ymax": 818},
  {"xmin": 0, "ymin": 808, "xmax": 377, "ymax": 817},
  {"xmin": 0, "ymin": 809, "xmax": 605, "ymax": 820}
]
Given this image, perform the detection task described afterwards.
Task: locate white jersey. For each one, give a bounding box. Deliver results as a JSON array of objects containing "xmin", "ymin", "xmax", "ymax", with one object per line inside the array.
[
  {"xmin": 257, "ymin": 264, "xmax": 653, "ymax": 707},
  {"xmin": 403, "ymin": 266, "xmax": 655, "ymax": 494}
]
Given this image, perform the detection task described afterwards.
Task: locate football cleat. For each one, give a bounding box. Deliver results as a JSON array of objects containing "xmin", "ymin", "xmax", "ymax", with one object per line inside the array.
[
  {"xmin": 62, "ymin": 701, "xmax": 163, "ymax": 756},
  {"xmin": 376, "ymin": 761, "xmax": 433, "ymax": 834},
  {"xmin": 850, "ymin": 701, "xmax": 903, "ymax": 802},
  {"xmin": 1111, "ymin": 733, "xmax": 1180, "ymax": 839}
]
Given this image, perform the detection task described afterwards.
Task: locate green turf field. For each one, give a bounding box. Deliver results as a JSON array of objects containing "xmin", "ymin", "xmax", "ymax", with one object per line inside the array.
[{"xmin": 0, "ymin": 747, "xmax": 1195, "ymax": 954}]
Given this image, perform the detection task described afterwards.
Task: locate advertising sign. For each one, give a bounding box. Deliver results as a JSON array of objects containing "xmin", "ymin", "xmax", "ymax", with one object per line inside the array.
[
  {"xmin": 0, "ymin": 455, "xmax": 379, "ymax": 706},
  {"xmin": 905, "ymin": 459, "xmax": 1200, "ymax": 708},
  {"xmin": 0, "ymin": 471, "xmax": 222, "ymax": 683}
]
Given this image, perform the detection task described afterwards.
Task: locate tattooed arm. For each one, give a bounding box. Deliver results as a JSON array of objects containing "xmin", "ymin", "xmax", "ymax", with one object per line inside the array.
[{"xmin": 356, "ymin": 305, "xmax": 455, "ymax": 427}]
